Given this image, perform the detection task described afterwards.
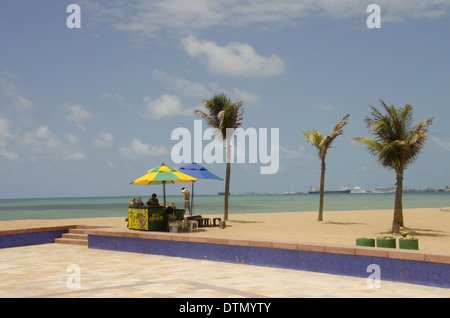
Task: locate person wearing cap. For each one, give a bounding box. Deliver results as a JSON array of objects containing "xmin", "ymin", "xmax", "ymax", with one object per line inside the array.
[{"xmin": 181, "ymin": 187, "xmax": 191, "ymax": 215}]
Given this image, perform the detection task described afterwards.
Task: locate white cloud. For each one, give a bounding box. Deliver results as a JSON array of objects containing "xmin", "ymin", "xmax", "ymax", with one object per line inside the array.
[
  {"xmin": 98, "ymin": 92, "xmax": 130, "ymax": 107},
  {"xmin": 373, "ymin": 0, "xmax": 449, "ymax": 22},
  {"xmin": 0, "ymin": 118, "xmax": 14, "ymax": 147},
  {"xmin": 63, "ymin": 152, "xmax": 86, "ymax": 160},
  {"xmin": 152, "ymin": 69, "xmax": 213, "ymax": 99},
  {"xmin": 17, "ymin": 126, "xmax": 64, "ymax": 160},
  {"xmin": 61, "ymin": 103, "xmax": 94, "ymax": 130},
  {"xmin": 0, "ymin": 72, "xmax": 32, "ymax": 110},
  {"xmin": 279, "ymin": 145, "xmax": 307, "ymax": 159},
  {"xmin": 65, "ymin": 133, "xmax": 79, "ymax": 144},
  {"xmin": 152, "ymin": 69, "xmax": 260, "ymax": 107},
  {"xmin": 92, "ymin": 131, "xmax": 114, "ymax": 148},
  {"xmin": 112, "ymin": 0, "xmax": 227, "ymax": 36},
  {"xmin": 181, "ymin": 35, "xmax": 285, "ymax": 77},
  {"xmin": 432, "ymin": 136, "xmax": 450, "ymax": 151},
  {"xmin": 120, "ymin": 138, "xmax": 169, "ymax": 158},
  {"xmin": 317, "ymin": 102, "xmax": 334, "ymax": 111},
  {"xmin": 106, "ymin": 161, "xmax": 116, "ymax": 168},
  {"xmin": 232, "ymin": 89, "xmax": 261, "ymax": 106},
  {"xmin": 142, "ymin": 94, "xmax": 194, "ymax": 119},
  {"xmin": 0, "ymin": 120, "xmax": 87, "ymax": 161},
  {"xmin": 85, "ymin": 0, "xmax": 450, "ymax": 38},
  {"xmin": 0, "ymin": 148, "xmax": 20, "ymax": 160},
  {"xmin": 19, "ymin": 126, "xmax": 62, "ymax": 153},
  {"xmin": 99, "ymin": 92, "xmax": 124, "ymax": 101},
  {"xmin": 34, "ymin": 126, "xmax": 62, "ymax": 149}
]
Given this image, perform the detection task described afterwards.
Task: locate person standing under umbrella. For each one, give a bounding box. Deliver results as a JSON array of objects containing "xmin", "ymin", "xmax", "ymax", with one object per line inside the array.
[{"xmin": 181, "ymin": 187, "xmax": 191, "ymax": 215}]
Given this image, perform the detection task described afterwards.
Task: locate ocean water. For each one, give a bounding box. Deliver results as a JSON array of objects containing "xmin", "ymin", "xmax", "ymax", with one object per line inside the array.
[{"xmin": 0, "ymin": 192, "xmax": 449, "ymax": 221}]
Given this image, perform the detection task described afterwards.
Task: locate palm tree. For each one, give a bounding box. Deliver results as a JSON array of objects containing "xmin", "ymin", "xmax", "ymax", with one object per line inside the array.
[
  {"xmin": 302, "ymin": 114, "xmax": 350, "ymax": 221},
  {"xmin": 193, "ymin": 93, "xmax": 244, "ymax": 221},
  {"xmin": 354, "ymin": 100, "xmax": 434, "ymax": 233}
]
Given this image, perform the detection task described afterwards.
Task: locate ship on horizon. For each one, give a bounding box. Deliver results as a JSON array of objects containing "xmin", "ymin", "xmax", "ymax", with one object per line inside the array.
[
  {"xmin": 372, "ymin": 187, "xmax": 395, "ymax": 194},
  {"xmin": 308, "ymin": 187, "xmax": 351, "ymax": 194},
  {"xmin": 345, "ymin": 186, "xmax": 367, "ymax": 194}
]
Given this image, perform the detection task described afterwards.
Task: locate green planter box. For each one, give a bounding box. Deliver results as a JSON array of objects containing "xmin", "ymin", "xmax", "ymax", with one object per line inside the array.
[
  {"xmin": 399, "ymin": 238, "xmax": 419, "ymax": 250},
  {"xmin": 356, "ymin": 238, "xmax": 375, "ymax": 247},
  {"xmin": 376, "ymin": 236, "xmax": 396, "ymax": 248}
]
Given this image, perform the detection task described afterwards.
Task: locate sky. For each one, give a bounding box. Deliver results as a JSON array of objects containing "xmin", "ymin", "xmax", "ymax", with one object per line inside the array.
[{"xmin": 0, "ymin": 0, "xmax": 449, "ymax": 199}]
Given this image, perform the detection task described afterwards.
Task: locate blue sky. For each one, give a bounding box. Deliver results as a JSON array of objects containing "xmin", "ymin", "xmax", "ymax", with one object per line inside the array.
[{"xmin": 1, "ymin": 0, "xmax": 449, "ymax": 199}]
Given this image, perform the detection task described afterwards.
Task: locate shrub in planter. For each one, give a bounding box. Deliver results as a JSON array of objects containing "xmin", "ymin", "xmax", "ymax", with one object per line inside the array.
[
  {"xmin": 356, "ymin": 237, "xmax": 375, "ymax": 247},
  {"xmin": 399, "ymin": 232, "xmax": 419, "ymax": 250},
  {"xmin": 376, "ymin": 236, "xmax": 396, "ymax": 248}
]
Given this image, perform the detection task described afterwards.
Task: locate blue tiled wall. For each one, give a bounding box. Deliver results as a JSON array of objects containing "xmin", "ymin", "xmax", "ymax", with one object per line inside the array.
[
  {"xmin": 88, "ymin": 235, "xmax": 450, "ymax": 288},
  {"xmin": 0, "ymin": 230, "xmax": 68, "ymax": 249}
]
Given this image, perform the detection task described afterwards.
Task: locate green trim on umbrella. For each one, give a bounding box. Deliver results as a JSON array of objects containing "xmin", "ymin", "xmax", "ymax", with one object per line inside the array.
[
  {"xmin": 130, "ymin": 163, "xmax": 197, "ymax": 185},
  {"xmin": 148, "ymin": 163, "xmax": 177, "ymax": 173},
  {"xmin": 152, "ymin": 172, "xmax": 181, "ymax": 182}
]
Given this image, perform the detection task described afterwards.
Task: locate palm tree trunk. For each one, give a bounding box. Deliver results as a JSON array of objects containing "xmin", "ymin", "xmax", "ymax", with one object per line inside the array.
[
  {"xmin": 224, "ymin": 137, "xmax": 232, "ymax": 221},
  {"xmin": 224, "ymin": 162, "xmax": 231, "ymax": 221},
  {"xmin": 318, "ymin": 159, "xmax": 326, "ymax": 221},
  {"xmin": 392, "ymin": 170, "xmax": 404, "ymax": 233}
]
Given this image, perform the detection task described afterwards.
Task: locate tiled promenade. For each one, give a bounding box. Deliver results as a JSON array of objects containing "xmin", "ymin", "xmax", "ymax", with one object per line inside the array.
[{"xmin": 1, "ymin": 243, "xmax": 449, "ymax": 298}]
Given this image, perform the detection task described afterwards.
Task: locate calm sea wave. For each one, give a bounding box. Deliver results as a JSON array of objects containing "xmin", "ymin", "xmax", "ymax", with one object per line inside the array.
[{"xmin": 0, "ymin": 193, "xmax": 449, "ymax": 221}]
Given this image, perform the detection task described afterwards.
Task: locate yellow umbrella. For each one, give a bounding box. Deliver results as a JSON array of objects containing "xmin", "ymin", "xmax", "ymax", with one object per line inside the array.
[{"xmin": 130, "ymin": 163, "xmax": 197, "ymax": 206}]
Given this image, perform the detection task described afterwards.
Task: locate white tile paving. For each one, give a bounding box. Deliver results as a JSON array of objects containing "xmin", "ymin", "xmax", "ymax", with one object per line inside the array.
[{"xmin": 0, "ymin": 243, "xmax": 448, "ymax": 298}]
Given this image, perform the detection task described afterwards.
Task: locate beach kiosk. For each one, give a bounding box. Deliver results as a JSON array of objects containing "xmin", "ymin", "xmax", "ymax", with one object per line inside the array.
[
  {"xmin": 128, "ymin": 204, "xmax": 186, "ymax": 231},
  {"xmin": 128, "ymin": 163, "xmax": 197, "ymax": 231},
  {"xmin": 128, "ymin": 203, "xmax": 166, "ymax": 231}
]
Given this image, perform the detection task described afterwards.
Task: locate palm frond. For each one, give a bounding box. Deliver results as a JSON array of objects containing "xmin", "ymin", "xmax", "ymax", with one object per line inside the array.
[
  {"xmin": 410, "ymin": 117, "xmax": 435, "ymax": 136},
  {"xmin": 333, "ymin": 114, "xmax": 350, "ymax": 132},
  {"xmin": 379, "ymin": 140, "xmax": 405, "ymax": 169},
  {"xmin": 195, "ymin": 93, "xmax": 245, "ymax": 140},
  {"xmin": 302, "ymin": 130, "xmax": 322, "ymax": 147},
  {"xmin": 193, "ymin": 109, "xmax": 219, "ymax": 129},
  {"xmin": 319, "ymin": 131, "xmax": 339, "ymax": 155},
  {"xmin": 303, "ymin": 115, "xmax": 349, "ymax": 159},
  {"xmin": 357, "ymin": 100, "xmax": 434, "ymax": 172},
  {"xmin": 353, "ymin": 137, "xmax": 383, "ymax": 156}
]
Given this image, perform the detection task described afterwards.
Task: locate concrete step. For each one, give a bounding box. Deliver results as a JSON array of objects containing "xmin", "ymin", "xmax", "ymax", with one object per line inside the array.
[
  {"xmin": 61, "ymin": 233, "xmax": 88, "ymax": 240},
  {"xmin": 68, "ymin": 228, "xmax": 89, "ymax": 235},
  {"xmin": 54, "ymin": 225, "xmax": 108, "ymax": 246},
  {"xmin": 54, "ymin": 227, "xmax": 90, "ymax": 246},
  {"xmin": 54, "ymin": 237, "xmax": 88, "ymax": 246}
]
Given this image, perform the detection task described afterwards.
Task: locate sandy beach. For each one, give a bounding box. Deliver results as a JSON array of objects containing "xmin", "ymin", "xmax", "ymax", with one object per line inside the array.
[{"xmin": 2, "ymin": 207, "xmax": 450, "ymax": 254}]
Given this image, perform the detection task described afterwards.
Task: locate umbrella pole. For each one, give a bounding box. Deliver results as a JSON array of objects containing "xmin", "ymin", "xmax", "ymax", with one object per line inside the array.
[
  {"xmin": 191, "ymin": 181, "xmax": 195, "ymax": 216},
  {"xmin": 163, "ymin": 182, "xmax": 166, "ymax": 207}
]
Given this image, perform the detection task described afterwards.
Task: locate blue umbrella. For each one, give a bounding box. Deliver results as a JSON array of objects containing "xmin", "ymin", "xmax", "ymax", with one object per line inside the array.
[
  {"xmin": 179, "ymin": 163, "xmax": 223, "ymax": 215},
  {"xmin": 179, "ymin": 163, "xmax": 223, "ymax": 180}
]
